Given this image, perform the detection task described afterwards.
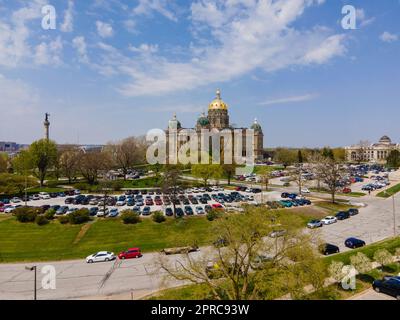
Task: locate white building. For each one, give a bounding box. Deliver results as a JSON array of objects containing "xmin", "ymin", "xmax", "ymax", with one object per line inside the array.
[{"xmin": 345, "ymin": 136, "xmax": 399, "ymax": 163}]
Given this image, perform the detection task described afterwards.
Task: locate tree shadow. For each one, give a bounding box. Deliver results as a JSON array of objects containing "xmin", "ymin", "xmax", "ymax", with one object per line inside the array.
[
  {"xmin": 358, "ymin": 274, "xmax": 375, "ymax": 284},
  {"xmin": 382, "ymin": 265, "xmax": 396, "ymax": 273}
]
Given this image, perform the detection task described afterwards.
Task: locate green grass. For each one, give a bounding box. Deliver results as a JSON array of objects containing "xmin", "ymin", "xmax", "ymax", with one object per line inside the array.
[
  {"xmin": 0, "ymin": 216, "xmax": 217, "ymax": 263},
  {"xmin": 377, "ymin": 183, "xmax": 400, "ymax": 198},
  {"xmin": 27, "ymin": 187, "xmax": 67, "ymax": 194},
  {"xmin": 313, "ymin": 201, "xmax": 354, "ymax": 214},
  {"xmin": 310, "ymin": 188, "xmax": 366, "ymax": 198},
  {"xmin": 324, "ymin": 236, "xmax": 400, "ymax": 266}
]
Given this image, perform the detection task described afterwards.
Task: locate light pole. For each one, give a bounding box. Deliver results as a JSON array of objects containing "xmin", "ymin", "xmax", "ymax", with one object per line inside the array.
[{"xmin": 25, "ymin": 266, "xmax": 37, "ymax": 300}]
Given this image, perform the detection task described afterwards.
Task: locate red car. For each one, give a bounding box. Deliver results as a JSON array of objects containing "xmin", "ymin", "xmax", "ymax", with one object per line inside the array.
[
  {"xmin": 0, "ymin": 201, "xmax": 4, "ymax": 208},
  {"xmin": 342, "ymin": 188, "xmax": 352, "ymax": 194},
  {"xmin": 118, "ymin": 248, "xmax": 142, "ymax": 260},
  {"xmin": 155, "ymin": 199, "xmax": 163, "ymax": 205},
  {"xmin": 212, "ymin": 203, "xmax": 224, "ymax": 210}
]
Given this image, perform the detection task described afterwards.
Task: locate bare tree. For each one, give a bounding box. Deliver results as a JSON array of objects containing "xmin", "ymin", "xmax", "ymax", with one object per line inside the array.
[
  {"xmin": 59, "ymin": 146, "xmax": 82, "ymax": 184},
  {"xmin": 288, "ymin": 164, "xmax": 304, "ymax": 195},
  {"xmin": 157, "ymin": 208, "xmax": 325, "ymax": 300},
  {"xmin": 106, "ymin": 136, "xmax": 147, "ymax": 180},
  {"xmin": 161, "ymin": 165, "xmax": 183, "ymax": 218},
  {"xmin": 314, "ymin": 158, "xmax": 346, "ymax": 203},
  {"xmin": 307, "ymin": 152, "xmax": 326, "ymax": 192},
  {"xmin": 353, "ymin": 140, "xmax": 371, "ymax": 164},
  {"xmin": 79, "ymin": 150, "xmax": 111, "ymax": 185}
]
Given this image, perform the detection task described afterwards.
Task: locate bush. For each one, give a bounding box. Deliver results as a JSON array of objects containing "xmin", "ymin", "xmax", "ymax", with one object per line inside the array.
[
  {"xmin": 58, "ymin": 216, "xmax": 69, "ymax": 224},
  {"xmin": 35, "ymin": 215, "xmax": 49, "ymax": 226},
  {"xmin": 121, "ymin": 210, "xmax": 141, "ymax": 224},
  {"xmin": 206, "ymin": 210, "xmax": 222, "ymax": 221},
  {"xmin": 14, "ymin": 207, "xmax": 37, "ymax": 223},
  {"xmin": 44, "ymin": 208, "xmax": 56, "ymax": 220},
  {"xmin": 74, "ymin": 182, "xmax": 90, "ymax": 191},
  {"xmin": 373, "ymin": 249, "xmax": 393, "ymax": 268},
  {"xmin": 68, "ymin": 208, "xmax": 91, "ymax": 224},
  {"xmin": 152, "ymin": 211, "xmax": 166, "ymax": 223},
  {"xmin": 111, "ymin": 180, "xmax": 124, "ymax": 191},
  {"xmin": 350, "ymin": 252, "xmax": 372, "ymax": 274}
]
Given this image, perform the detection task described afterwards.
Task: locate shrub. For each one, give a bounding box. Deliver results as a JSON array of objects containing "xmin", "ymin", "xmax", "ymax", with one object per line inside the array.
[
  {"xmin": 395, "ymin": 247, "xmax": 400, "ymax": 259},
  {"xmin": 206, "ymin": 210, "xmax": 222, "ymax": 221},
  {"xmin": 328, "ymin": 261, "xmax": 345, "ymax": 283},
  {"xmin": 35, "ymin": 215, "xmax": 49, "ymax": 226},
  {"xmin": 68, "ymin": 208, "xmax": 91, "ymax": 224},
  {"xmin": 152, "ymin": 211, "xmax": 166, "ymax": 223},
  {"xmin": 58, "ymin": 216, "xmax": 69, "ymax": 224},
  {"xmin": 121, "ymin": 210, "xmax": 141, "ymax": 224},
  {"xmin": 44, "ymin": 208, "xmax": 56, "ymax": 220},
  {"xmin": 111, "ymin": 180, "xmax": 124, "ymax": 191},
  {"xmin": 350, "ymin": 252, "xmax": 372, "ymax": 274},
  {"xmin": 14, "ymin": 207, "xmax": 37, "ymax": 223},
  {"xmin": 74, "ymin": 182, "xmax": 90, "ymax": 191},
  {"xmin": 373, "ymin": 249, "xmax": 393, "ymax": 268}
]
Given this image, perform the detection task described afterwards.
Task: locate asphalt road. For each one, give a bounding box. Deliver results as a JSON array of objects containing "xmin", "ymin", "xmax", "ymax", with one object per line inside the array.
[{"xmin": 1, "ymin": 184, "xmax": 400, "ymax": 299}]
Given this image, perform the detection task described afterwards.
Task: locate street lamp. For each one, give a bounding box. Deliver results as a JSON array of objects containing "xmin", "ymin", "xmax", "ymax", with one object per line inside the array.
[{"xmin": 25, "ymin": 266, "xmax": 37, "ymax": 300}]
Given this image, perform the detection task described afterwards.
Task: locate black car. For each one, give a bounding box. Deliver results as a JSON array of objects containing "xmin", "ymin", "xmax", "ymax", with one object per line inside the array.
[
  {"xmin": 345, "ymin": 237, "xmax": 366, "ymax": 249},
  {"xmin": 373, "ymin": 276, "xmax": 400, "ymax": 300},
  {"xmin": 89, "ymin": 207, "xmax": 99, "ymax": 216},
  {"xmin": 281, "ymin": 192, "xmax": 290, "ymax": 198},
  {"xmin": 175, "ymin": 208, "xmax": 184, "ymax": 217},
  {"xmin": 165, "ymin": 208, "xmax": 173, "ymax": 216},
  {"xmin": 65, "ymin": 197, "xmax": 74, "ymax": 204},
  {"xmin": 335, "ymin": 211, "xmax": 350, "ymax": 220},
  {"xmin": 184, "ymin": 206, "xmax": 194, "ymax": 215},
  {"xmin": 348, "ymin": 208, "xmax": 359, "ymax": 216},
  {"xmin": 319, "ymin": 243, "xmax": 340, "ymax": 255}
]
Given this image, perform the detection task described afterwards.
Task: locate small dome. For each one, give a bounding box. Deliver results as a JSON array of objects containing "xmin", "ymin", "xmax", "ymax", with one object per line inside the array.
[
  {"xmin": 197, "ymin": 112, "xmax": 210, "ymax": 127},
  {"xmin": 379, "ymin": 135, "xmax": 391, "ymax": 144},
  {"xmin": 208, "ymin": 89, "xmax": 228, "ymax": 110},
  {"xmin": 251, "ymin": 118, "xmax": 262, "ymax": 132},
  {"xmin": 168, "ymin": 114, "xmax": 181, "ymax": 130}
]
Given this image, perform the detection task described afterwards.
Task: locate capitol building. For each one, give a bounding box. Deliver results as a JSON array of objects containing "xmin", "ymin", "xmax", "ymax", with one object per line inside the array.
[
  {"xmin": 345, "ymin": 135, "xmax": 399, "ymax": 163},
  {"xmin": 165, "ymin": 89, "xmax": 264, "ymax": 164}
]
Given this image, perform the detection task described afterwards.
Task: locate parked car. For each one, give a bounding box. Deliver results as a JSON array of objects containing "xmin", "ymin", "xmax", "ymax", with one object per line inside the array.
[
  {"xmin": 86, "ymin": 251, "xmax": 116, "ymax": 263},
  {"xmin": 175, "ymin": 207, "xmax": 184, "ymax": 217},
  {"xmin": 96, "ymin": 208, "xmax": 109, "ymax": 217},
  {"xmin": 118, "ymin": 247, "xmax": 142, "ymax": 260},
  {"xmin": 39, "ymin": 192, "xmax": 50, "ymax": 200},
  {"xmin": 372, "ymin": 276, "xmax": 400, "ymax": 300},
  {"xmin": 307, "ymin": 219, "xmax": 323, "ymax": 229},
  {"xmin": 268, "ymin": 229, "xmax": 286, "ymax": 238},
  {"xmin": 301, "ymin": 188, "xmax": 310, "ymax": 194},
  {"xmin": 348, "ymin": 208, "xmax": 359, "ymax": 216},
  {"xmin": 195, "ymin": 206, "xmax": 205, "ymax": 214},
  {"xmin": 345, "ymin": 237, "xmax": 366, "ymax": 249},
  {"xmin": 11, "ymin": 197, "xmax": 22, "ymax": 203},
  {"xmin": 184, "ymin": 206, "xmax": 194, "ymax": 215},
  {"xmin": 319, "ymin": 243, "xmax": 340, "ymax": 255},
  {"xmin": 56, "ymin": 206, "xmax": 69, "ymax": 215},
  {"xmin": 89, "ymin": 207, "xmax": 99, "ymax": 216},
  {"xmin": 142, "ymin": 206, "xmax": 151, "ymax": 216},
  {"xmin": 335, "ymin": 211, "xmax": 350, "ymax": 220},
  {"xmin": 165, "ymin": 208, "xmax": 173, "ymax": 216},
  {"xmin": 321, "ymin": 216, "xmax": 337, "ymax": 225},
  {"xmin": 108, "ymin": 208, "xmax": 119, "ymax": 217}
]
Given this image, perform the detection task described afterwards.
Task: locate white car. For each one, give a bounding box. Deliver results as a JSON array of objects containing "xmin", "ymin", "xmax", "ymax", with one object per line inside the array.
[
  {"xmin": 321, "ymin": 216, "xmax": 337, "ymax": 225},
  {"xmin": 39, "ymin": 192, "xmax": 50, "ymax": 200},
  {"xmin": 116, "ymin": 200, "xmax": 126, "ymax": 206},
  {"xmin": 97, "ymin": 209, "xmax": 109, "ymax": 217},
  {"xmin": 31, "ymin": 194, "xmax": 40, "ymax": 200},
  {"xmin": 86, "ymin": 251, "xmax": 116, "ymax": 263},
  {"xmin": 11, "ymin": 197, "xmax": 22, "ymax": 203},
  {"xmin": 65, "ymin": 208, "xmax": 78, "ymax": 215},
  {"xmin": 195, "ymin": 206, "xmax": 205, "ymax": 214},
  {"xmin": 301, "ymin": 188, "xmax": 311, "ymax": 194},
  {"xmin": 4, "ymin": 205, "xmax": 16, "ymax": 213}
]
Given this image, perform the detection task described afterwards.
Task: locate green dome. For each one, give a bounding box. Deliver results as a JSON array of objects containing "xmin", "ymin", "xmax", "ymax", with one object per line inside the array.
[
  {"xmin": 251, "ymin": 118, "xmax": 262, "ymax": 132},
  {"xmin": 197, "ymin": 112, "xmax": 210, "ymax": 127},
  {"xmin": 168, "ymin": 114, "xmax": 181, "ymax": 130}
]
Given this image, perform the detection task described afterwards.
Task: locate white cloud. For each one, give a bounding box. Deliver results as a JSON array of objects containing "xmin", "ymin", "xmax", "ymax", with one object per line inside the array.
[
  {"xmin": 97, "ymin": 0, "xmax": 346, "ymax": 97},
  {"xmin": 72, "ymin": 36, "xmax": 89, "ymax": 63},
  {"xmin": 96, "ymin": 21, "xmax": 114, "ymax": 38},
  {"xmin": 129, "ymin": 43, "xmax": 159, "ymax": 54},
  {"xmin": 356, "ymin": 9, "xmax": 375, "ymax": 27},
  {"xmin": 34, "ymin": 36, "xmax": 63, "ymax": 66},
  {"xmin": 123, "ymin": 19, "xmax": 137, "ymax": 33},
  {"xmin": 60, "ymin": 0, "xmax": 74, "ymax": 32},
  {"xmin": 380, "ymin": 31, "xmax": 398, "ymax": 43},
  {"xmin": 133, "ymin": 0, "xmax": 178, "ymax": 22},
  {"xmin": 258, "ymin": 94, "xmax": 318, "ymax": 106}
]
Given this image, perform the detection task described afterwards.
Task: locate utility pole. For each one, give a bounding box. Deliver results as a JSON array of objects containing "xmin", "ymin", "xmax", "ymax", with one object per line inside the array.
[{"xmin": 25, "ymin": 266, "xmax": 37, "ymax": 300}]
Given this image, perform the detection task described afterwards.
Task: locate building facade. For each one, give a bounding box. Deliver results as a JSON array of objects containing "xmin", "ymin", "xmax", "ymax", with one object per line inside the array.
[
  {"xmin": 345, "ymin": 136, "xmax": 399, "ymax": 163},
  {"xmin": 165, "ymin": 89, "xmax": 264, "ymax": 164}
]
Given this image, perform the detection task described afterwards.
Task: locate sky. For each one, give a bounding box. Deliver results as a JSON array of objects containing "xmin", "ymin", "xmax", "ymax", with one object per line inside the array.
[{"xmin": 0, "ymin": 0, "xmax": 399, "ymax": 147}]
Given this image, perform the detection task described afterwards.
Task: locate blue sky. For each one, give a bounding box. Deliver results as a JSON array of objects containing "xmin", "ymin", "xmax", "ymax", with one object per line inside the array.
[{"xmin": 0, "ymin": 0, "xmax": 399, "ymax": 147}]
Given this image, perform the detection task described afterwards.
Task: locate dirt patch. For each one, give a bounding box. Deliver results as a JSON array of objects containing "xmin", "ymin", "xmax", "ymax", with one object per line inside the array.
[
  {"xmin": 73, "ymin": 222, "xmax": 93, "ymax": 245},
  {"xmin": 290, "ymin": 206, "xmax": 330, "ymax": 218}
]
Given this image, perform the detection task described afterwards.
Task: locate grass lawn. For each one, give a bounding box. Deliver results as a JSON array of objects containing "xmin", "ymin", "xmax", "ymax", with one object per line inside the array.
[
  {"xmin": 310, "ymin": 188, "xmax": 366, "ymax": 198},
  {"xmin": 313, "ymin": 201, "xmax": 354, "ymax": 213},
  {"xmin": 0, "ymin": 216, "xmax": 217, "ymax": 263},
  {"xmin": 27, "ymin": 187, "xmax": 67, "ymax": 194},
  {"xmin": 116, "ymin": 177, "xmax": 162, "ymax": 189},
  {"xmin": 377, "ymin": 183, "xmax": 400, "ymax": 198}
]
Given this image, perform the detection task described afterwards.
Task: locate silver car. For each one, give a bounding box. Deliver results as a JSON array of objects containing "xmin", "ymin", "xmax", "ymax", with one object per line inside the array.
[{"xmin": 86, "ymin": 251, "xmax": 116, "ymax": 263}]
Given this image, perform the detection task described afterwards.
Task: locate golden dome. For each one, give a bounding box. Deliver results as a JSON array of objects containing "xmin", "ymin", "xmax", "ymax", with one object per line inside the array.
[{"xmin": 208, "ymin": 89, "xmax": 228, "ymax": 110}]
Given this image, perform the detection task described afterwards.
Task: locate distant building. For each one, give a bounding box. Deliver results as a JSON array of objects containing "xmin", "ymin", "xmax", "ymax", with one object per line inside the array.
[
  {"xmin": 345, "ymin": 136, "xmax": 399, "ymax": 163},
  {"xmin": 165, "ymin": 89, "xmax": 264, "ymax": 163},
  {"xmin": 0, "ymin": 141, "xmax": 19, "ymax": 152}
]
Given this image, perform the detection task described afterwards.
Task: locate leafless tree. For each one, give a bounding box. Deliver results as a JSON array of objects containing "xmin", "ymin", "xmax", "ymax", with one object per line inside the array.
[
  {"xmin": 353, "ymin": 140, "xmax": 371, "ymax": 164},
  {"xmin": 79, "ymin": 150, "xmax": 111, "ymax": 185},
  {"xmin": 314, "ymin": 158, "xmax": 346, "ymax": 203},
  {"xmin": 59, "ymin": 146, "xmax": 82, "ymax": 183},
  {"xmin": 161, "ymin": 165, "xmax": 183, "ymax": 218},
  {"xmin": 105, "ymin": 136, "xmax": 147, "ymax": 180}
]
